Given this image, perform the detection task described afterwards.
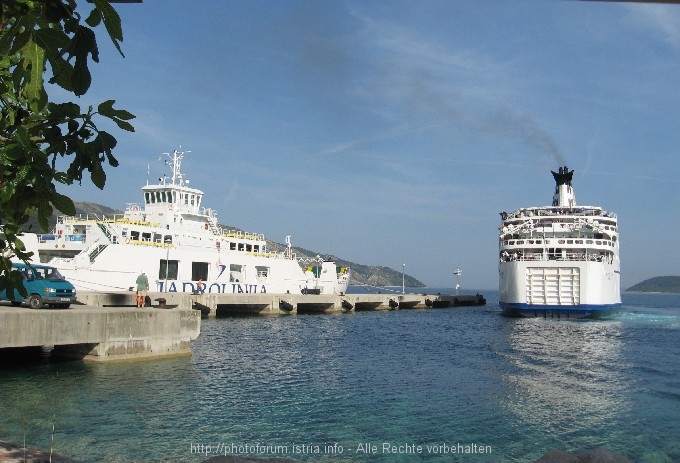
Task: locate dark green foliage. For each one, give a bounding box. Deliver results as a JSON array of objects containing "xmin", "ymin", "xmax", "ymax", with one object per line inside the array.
[{"xmin": 0, "ymin": 0, "xmax": 134, "ymax": 297}]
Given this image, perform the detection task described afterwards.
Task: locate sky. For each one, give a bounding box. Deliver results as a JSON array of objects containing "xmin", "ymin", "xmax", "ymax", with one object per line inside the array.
[{"xmin": 56, "ymin": 0, "xmax": 680, "ymax": 290}]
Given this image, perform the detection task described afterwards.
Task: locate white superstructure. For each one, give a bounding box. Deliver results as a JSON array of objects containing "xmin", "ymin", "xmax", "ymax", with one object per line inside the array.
[
  {"xmin": 498, "ymin": 166, "xmax": 621, "ymax": 318},
  {"xmin": 28, "ymin": 149, "xmax": 350, "ymax": 295}
]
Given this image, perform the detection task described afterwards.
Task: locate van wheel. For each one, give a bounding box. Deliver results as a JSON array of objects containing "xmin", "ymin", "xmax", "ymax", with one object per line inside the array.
[{"xmin": 29, "ymin": 295, "xmax": 44, "ymax": 309}]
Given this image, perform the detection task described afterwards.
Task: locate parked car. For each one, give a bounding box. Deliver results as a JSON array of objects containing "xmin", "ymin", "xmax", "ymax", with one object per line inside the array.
[{"xmin": 0, "ymin": 263, "xmax": 76, "ymax": 309}]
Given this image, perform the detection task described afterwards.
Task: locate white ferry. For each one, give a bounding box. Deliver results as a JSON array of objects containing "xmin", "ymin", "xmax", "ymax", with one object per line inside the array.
[
  {"xmin": 25, "ymin": 149, "xmax": 350, "ymax": 295},
  {"xmin": 498, "ymin": 166, "xmax": 621, "ymax": 318}
]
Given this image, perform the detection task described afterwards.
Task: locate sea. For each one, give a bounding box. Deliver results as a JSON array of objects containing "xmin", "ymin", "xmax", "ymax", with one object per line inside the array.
[{"xmin": 1, "ymin": 289, "xmax": 679, "ymax": 463}]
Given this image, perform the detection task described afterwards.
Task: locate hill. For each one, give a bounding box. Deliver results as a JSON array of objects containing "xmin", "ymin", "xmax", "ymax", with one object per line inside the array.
[
  {"xmin": 25, "ymin": 201, "xmax": 425, "ymax": 288},
  {"xmin": 627, "ymin": 276, "xmax": 680, "ymax": 293}
]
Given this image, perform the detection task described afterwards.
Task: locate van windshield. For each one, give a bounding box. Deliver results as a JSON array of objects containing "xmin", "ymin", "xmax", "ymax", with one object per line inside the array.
[{"xmin": 32, "ymin": 267, "xmax": 65, "ymax": 281}]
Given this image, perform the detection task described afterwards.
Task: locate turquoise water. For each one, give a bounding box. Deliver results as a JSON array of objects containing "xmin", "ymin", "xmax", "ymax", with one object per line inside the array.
[{"xmin": 1, "ymin": 290, "xmax": 679, "ymax": 462}]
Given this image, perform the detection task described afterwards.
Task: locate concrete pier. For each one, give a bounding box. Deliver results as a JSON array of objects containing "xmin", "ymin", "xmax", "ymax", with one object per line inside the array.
[
  {"xmin": 76, "ymin": 291, "xmax": 486, "ymax": 316},
  {"xmin": 0, "ymin": 291, "xmax": 484, "ymax": 362},
  {"xmin": 0, "ymin": 304, "xmax": 201, "ymax": 362}
]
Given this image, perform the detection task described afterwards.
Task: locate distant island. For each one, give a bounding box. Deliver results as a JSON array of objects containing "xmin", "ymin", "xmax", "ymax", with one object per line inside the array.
[
  {"xmin": 627, "ymin": 276, "xmax": 680, "ymax": 293},
  {"xmin": 25, "ymin": 201, "xmax": 426, "ymax": 288}
]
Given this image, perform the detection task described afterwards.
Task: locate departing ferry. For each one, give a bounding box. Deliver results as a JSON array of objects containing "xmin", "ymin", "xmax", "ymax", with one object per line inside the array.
[
  {"xmin": 24, "ymin": 149, "xmax": 350, "ymax": 295},
  {"xmin": 498, "ymin": 166, "xmax": 621, "ymax": 318}
]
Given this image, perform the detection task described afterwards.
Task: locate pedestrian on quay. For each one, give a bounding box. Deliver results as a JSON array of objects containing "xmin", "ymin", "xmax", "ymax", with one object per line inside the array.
[{"xmin": 136, "ymin": 271, "xmax": 149, "ymax": 307}]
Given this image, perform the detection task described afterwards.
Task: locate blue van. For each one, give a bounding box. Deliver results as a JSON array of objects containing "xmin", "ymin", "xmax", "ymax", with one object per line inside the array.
[{"xmin": 1, "ymin": 263, "xmax": 77, "ymax": 309}]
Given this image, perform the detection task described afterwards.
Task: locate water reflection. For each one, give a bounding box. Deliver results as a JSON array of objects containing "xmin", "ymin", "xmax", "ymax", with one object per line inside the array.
[{"xmin": 492, "ymin": 318, "xmax": 630, "ymax": 444}]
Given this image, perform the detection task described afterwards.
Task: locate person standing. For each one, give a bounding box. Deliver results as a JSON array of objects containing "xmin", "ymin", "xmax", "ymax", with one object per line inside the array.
[{"xmin": 136, "ymin": 271, "xmax": 149, "ymax": 307}]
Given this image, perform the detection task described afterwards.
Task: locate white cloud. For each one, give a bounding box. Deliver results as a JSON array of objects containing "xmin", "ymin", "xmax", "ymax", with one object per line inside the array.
[{"xmin": 624, "ymin": 4, "xmax": 680, "ymax": 48}]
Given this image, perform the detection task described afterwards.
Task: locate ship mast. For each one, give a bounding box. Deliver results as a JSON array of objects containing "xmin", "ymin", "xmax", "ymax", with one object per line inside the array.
[{"xmin": 170, "ymin": 149, "xmax": 184, "ymax": 186}]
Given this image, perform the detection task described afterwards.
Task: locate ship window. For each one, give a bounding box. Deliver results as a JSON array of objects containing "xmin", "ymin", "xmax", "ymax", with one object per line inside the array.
[
  {"xmin": 535, "ymin": 240, "xmax": 542, "ymax": 244},
  {"xmin": 164, "ymin": 235, "xmax": 172, "ymax": 244},
  {"xmin": 130, "ymin": 231, "xmax": 140, "ymax": 241},
  {"xmin": 238, "ymin": 243, "xmax": 245, "ymax": 251},
  {"xmin": 144, "ymin": 192, "xmax": 150, "ymax": 204},
  {"xmin": 230, "ymin": 264, "xmax": 243, "ymax": 282},
  {"xmin": 190, "ymin": 194, "xmax": 195, "ymax": 206},
  {"xmin": 254, "ymin": 245, "xmax": 260, "ymax": 252},
  {"xmin": 517, "ymin": 240, "xmax": 524, "ymax": 245},
  {"xmin": 528, "ymin": 240, "xmax": 534, "ymax": 244},
  {"xmin": 159, "ymin": 259, "xmax": 178, "ymax": 280},
  {"xmin": 586, "ymin": 240, "xmax": 594, "ymax": 244},
  {"xmin": 576, "ymin": 240, "xmax": 583, "ymax": 244},
  {"xmin": 256, "ymin": 266, "xmax": 269, "ymax": 278},
  {"xmin": 142, "ymin": 232, "xmax": 152, "ymax": 242},
  {"xmin": 567, "ymin": 240, "xmax": 573, "ymax": 244},
  {"xmin": 246, "ymin": 244, "xmax": 252, "ymax": 252},
  {"xmin": 230, "ymin": 242, "xmax": 236, "ymax": 251},
  {"xmin": 192, "ymin": 262, "xmax": 209, "ymax": 281},
  {"xmin": 153, "ymin": 233, "xmax": 162, "ymax": 243}
]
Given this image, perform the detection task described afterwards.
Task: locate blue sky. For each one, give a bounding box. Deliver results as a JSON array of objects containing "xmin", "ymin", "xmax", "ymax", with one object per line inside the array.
[{"xmin": 57, "ymin": 1, "xmax": 680, "ymax": 290}]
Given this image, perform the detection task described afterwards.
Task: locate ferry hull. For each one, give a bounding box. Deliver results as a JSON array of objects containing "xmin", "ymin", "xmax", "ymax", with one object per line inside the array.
[
  {"xmin": 499, "ymin": 261, "xmax": 621, "ymax": 319},
  {"xmin": 500, "ymin": 302, "xmax": 621, "ymax": 319}
]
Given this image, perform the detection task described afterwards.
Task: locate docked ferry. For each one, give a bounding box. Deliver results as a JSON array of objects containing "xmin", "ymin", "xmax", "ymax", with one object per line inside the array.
[
  {"xmin": 498, "ymin": 166, "xmax": 621, "ymax": 318},
  {"xmin": 24, "ymin": 149, "xmax": 350, "ymax": 295}
]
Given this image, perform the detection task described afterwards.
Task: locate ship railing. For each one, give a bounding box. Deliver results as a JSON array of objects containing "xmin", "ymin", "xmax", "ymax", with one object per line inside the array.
[
  {"xmin": 124, "ymin": 238, "xmax": 175, "ymax": 248},
  {"xmin": 113, "ymin": 217, "xmax": 161, "ymax": 227},
  {"xmin": 220, "ymin": 230, "xmax": 266, "ymax": 241},
  {"xmin": 57, "ymin": 213, "xmax": 161, "ymax": 229},
  {"xmin": 89, "ymin": 244, "xmax": 107, "ymax": 262},
  {"xmin": 247, "ymin": 251, "xmax": 283, "ymax": 258},
  {"xmin": 503, "ymin": 207, "xmax": 613, "ymax": 221},
  {"xmin": 38, "ymin": 233, "xmax": 86, "ymax": 243},
  {"xmin": 500, "ymin": 250, "xmax": 612, "ymax": 263}
]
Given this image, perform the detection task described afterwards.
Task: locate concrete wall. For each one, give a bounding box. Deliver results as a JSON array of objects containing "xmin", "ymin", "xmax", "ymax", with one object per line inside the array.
[{"xmin": 0, "ymin": 306, "xmax": 201, "ymax": 362}]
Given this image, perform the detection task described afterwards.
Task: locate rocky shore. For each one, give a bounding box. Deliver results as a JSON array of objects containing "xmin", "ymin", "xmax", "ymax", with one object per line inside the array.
[
  {"xmin": 0, "ymin": 441, "xmax": 634, "ymax": 463},
  {"xmin": 0, "ymin": 440, "xmax": 80, "ymax": 463}
]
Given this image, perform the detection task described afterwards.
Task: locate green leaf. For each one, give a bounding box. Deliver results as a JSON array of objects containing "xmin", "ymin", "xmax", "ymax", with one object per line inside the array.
[
  {"xmin": 89, "ymin": 0, "xmax": 125, "ymax": 57},
  {"xmin": 22, "ymin": 35, "xmax": 47, "ymax": 111},
  {"xmin": 47, "ymin": 53, "xmax": 76, "ymax": 90},
  {"xmin": 98, "ymin": 100, "xmax": 135, "ymax": 131},
  {"xmin": 70, "ymin": 26, "xmax": 98, "ymax": 95},
  {"xmin": 33, "ymin": 28, "xmax": 69, "ymax": 56},
  {"xmin": 2, "ymin": 144, "xmax": 26, "ymax": 161},
  {"xmin": 112, "ymin": 118, "xmax": 134, "ymax": 132},
  {"xmin": 98, "ymin": 100, "xmax": 134, "ymax": 120},
  {"xmin": 48, "ymin": 102, "xmax": 81, "ymax": 119},
  {"xmin": 97, "ymin": 99, "xmax": 116, "ymax": 116},
  {"xmin": 90, "ymin": 164, "xmax": 106, "ymax": 189},
  {"xmin": 85, "ymin": 7, "xmax": 102, "ymax": 28},
  {"xmin": 52, "ymin": 192, "xmax": 76, "ymax": 216}
]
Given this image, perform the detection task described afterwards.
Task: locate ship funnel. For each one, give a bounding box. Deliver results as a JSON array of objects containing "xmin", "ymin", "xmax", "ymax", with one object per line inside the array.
[{"xmin": 551, "ymin": 166, "xmax": 576, "ymax": 207}]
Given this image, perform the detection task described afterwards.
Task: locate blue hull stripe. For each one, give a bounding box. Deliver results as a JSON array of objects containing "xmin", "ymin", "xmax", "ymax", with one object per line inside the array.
[{"xmin": 500, "ymin": 302, "xmax": 622, "ymax": 319}]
